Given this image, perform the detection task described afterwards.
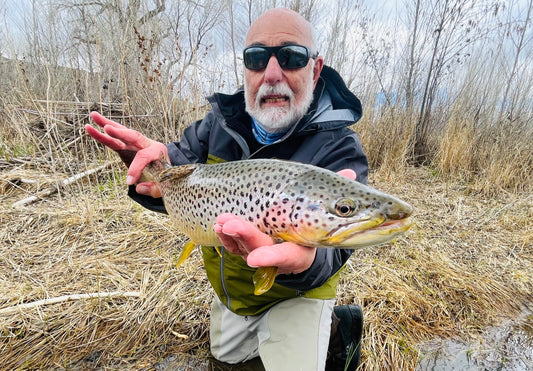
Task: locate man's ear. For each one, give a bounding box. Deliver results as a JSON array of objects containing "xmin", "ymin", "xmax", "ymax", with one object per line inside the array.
[{"xmin": 312, "ymin": 56, "xmax": 324, "ymax": 88}]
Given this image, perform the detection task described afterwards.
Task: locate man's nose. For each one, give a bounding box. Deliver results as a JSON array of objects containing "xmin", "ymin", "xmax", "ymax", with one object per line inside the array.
[{"xmin": 263, "ymin": 55, "xmax": 283, "ymax": 85}]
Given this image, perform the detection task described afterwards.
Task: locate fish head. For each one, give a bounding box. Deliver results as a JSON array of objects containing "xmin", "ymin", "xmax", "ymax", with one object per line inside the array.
[{"xmin": 277, "ymin": 171, "xmax": 413, "ymax": 249}]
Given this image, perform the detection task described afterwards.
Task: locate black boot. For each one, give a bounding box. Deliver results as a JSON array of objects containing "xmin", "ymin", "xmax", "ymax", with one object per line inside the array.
[
  {"xmin": 326, "ymin": 305, "xmax": 363, "ymax": 371},
  {"xmin": 209, "ymin": 356, "xmax": 265, "ymax": 371}
]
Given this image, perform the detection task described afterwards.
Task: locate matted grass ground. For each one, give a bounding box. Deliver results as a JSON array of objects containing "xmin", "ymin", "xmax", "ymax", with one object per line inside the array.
[{"xmin": 1, "ymin": 160, "xmax": 531, "ymax": 370}]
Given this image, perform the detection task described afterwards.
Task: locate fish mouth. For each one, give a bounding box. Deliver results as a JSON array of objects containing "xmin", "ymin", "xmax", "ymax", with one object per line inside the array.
[{"xmin": 326, "ymin": 217, "xmax": 412, "ymax": 248}]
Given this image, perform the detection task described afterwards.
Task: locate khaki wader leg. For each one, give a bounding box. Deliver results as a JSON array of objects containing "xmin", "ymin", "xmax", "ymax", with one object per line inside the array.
[{"xmin": 210, "ymin": 296, "xmax": 335, "ymax": 371}]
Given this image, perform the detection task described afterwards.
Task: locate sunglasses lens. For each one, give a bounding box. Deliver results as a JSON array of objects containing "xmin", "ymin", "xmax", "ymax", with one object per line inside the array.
[
  {"xmin": 277, "ymin": 46, "xmax": 310, "ymax": 69},
  {"xmin": 243, "ymin": 45, "xmax": 311, "ymax": 70},
  {"xmin": 244, "ymin": 47, "xmax": 271, "ymax": 70}
]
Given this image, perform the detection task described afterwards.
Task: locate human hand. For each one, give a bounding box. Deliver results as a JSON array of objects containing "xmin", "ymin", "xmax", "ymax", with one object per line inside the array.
[
  {"xmin": 214, "ymin": 213, "xmax": 316, "ymax": 275},
  {"xmin": 85, "ymin": 112, "xmax": 168, "ymax": 198},
  {"xmin": 212, "ymin": 168, "xmax": 357, "ymax": 274},
  {"xmin": 337, "ymin": 168, "xmax": 356, "ymax": 180}
]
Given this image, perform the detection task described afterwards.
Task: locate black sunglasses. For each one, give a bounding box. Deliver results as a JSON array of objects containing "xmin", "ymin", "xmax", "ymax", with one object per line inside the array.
[{"xmin": 243, "ymin": 44, "xmax": 318, "ymax": 70}]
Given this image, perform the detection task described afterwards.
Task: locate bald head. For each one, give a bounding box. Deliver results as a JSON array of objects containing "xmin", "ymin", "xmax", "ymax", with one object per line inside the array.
[
  {"xmin": 246, "ymin": 8, "xmax": 316, "ymax": 52},
  {"xmin": 243, "ymin": 8, "xmax": 323, "ymax": 134}
]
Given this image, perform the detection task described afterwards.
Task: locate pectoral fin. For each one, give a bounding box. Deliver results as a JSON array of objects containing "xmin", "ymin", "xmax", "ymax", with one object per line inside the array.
[
  {"xmin": 252, "ymin": 266, "xmax": 278, "ymax": 295},
  {"xmin": 177, "ymin": 241, "xmax": 196, "ymax": 267}
]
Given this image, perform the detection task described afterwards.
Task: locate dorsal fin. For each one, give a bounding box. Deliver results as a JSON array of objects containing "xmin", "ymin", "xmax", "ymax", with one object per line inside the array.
[{"xmin": 159, "ymin": 164, "xmax": 199, "ymax": 182}]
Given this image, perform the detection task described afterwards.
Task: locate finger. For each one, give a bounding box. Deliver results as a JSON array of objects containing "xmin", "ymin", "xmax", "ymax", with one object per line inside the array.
[
  {"xmin": 247, "ymin": 243, "xmax": 316, "ymax": 274},
  {"xmin": 126, "ymin": 144, "xmax": 168, "ymax": 184},
  {"xmin": 215, "ymin": 232, "xmax": 246, "ymax": 256},
  {"xmin": 214, "ymin": 214, "xmax": 274, "ymax": 257},
  {"xmin": 214, "ymin": 222, "xmax": 247, "ymax": 256},
  {"xmin": 215, "ymin": 213, "xmax": 242, "ymax": 225},
  {"xmin": 214, "ymin": 215, "xmax": 247, "ymax": 255},
  {"xmin": 337, "ymin": 168, "xmax": 356, "ymax": 180},
  {"xmin": 84, "ymin": 124, "xmax": 125, "ymax": 151},
  {"xmin": 90, "ymin": 111, "xmax": 153, "ymax": 152},
  {"xmin": 89, "ymin": 111, "xmax": 127, "ymax": 130},
  {"xmin": 217, "ymin": 215, "xmax": 274, "ymax": 250},
  {"xmin": 135, "ymin": 182, "xmax": 162, "ymax": 198},
  {"xmin": 103, "ymin": 125, "xmax": 153, "ymax": 149}
]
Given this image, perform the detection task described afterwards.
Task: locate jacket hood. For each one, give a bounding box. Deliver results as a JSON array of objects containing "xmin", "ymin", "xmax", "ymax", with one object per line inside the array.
[
  {"xmin": 307, "ymin": 65, "xmax": 362, "ymax": 130},
  {"xmin": 209, "ymin": 65, "xmax": 362, "ymax": 138}
]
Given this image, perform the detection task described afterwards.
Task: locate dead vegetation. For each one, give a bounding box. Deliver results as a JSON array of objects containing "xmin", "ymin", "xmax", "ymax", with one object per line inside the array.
[
  {"xmin": 0, "ymin": 125, "xmax": 531, "ymax": 369},
  {"xmin": 0, "ymin": 188, "xmax": 212, "ymax": 369},
  {"xmin": 0, "ymin": 1, "xmax": 531, "ymax": 368}
]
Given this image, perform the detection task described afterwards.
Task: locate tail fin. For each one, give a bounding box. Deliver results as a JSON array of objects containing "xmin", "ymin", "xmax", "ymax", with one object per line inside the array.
[{"xmin": 116, "ymin": 149, "xmax": 137, "ymax": 168}]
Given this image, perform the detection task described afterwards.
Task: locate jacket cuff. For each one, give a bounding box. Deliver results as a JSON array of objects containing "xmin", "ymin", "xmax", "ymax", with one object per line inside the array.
[
  {"xmin": 274, "ymin": 248, "xmax": 334, "ymax": 291},
  {"xmin": 127, "ymin": 185, "xmax": 168, "ymax": 214}
]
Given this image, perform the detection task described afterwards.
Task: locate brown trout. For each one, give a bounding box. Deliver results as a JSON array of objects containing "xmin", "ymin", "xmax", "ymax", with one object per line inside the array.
[{"xmin": 118, "ymin": 150, "xmax": 413, "ymax": 294}]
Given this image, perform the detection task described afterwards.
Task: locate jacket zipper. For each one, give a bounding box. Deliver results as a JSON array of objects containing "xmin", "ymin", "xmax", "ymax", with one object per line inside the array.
[{"xmin": 219, "ymin": 247, "xmax": 231, "ymax": 309}]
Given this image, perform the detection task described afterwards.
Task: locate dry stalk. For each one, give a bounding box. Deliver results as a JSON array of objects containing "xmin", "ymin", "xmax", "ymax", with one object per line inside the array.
[
  {"xmin": 0, "ymin": 291, "xmax": 141, "ymax": 316},
  {"xmin": 11, "ymin": 161, "xmax": 116, "ymax": 208}
]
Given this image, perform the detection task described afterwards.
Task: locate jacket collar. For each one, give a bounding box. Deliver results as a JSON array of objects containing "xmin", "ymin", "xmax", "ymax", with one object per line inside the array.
[{"xmin": 209, "ymin": 65, "xmax": 362, "ymax": 140}]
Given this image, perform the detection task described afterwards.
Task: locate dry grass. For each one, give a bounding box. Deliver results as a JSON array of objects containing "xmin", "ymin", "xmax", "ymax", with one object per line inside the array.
[
  {"xmin": 339, "ymin": 167, "xmax": 532, "ymax": 369},
  {"xmin": 355, "ymin": 109, "xmax": 413, "ymax": 175},
  {"xmin": 1, "ymin": 3, "xmax": 531, "ymax": 368},
  {"xmin": 0, "ymin": 173, "xmax": 212, "ymax": 369},
  {"xmin": 435, "ymin": 114, "xmax": 533, "ymax": 194},
  {"xmin": 1, "ymin": 144, "xmax": 531, "ymax": 369}
]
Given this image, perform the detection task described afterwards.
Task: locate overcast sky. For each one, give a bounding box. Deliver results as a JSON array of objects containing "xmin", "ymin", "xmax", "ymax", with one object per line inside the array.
[{"xmin": 0, "ymin": 0, "xmax": 402, "ymax": 37}]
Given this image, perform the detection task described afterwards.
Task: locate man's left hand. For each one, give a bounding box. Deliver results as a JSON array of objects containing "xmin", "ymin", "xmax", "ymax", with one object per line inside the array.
[{"xmin": 214, "ymin": 213, "xmax": 316, "ymax": 275}]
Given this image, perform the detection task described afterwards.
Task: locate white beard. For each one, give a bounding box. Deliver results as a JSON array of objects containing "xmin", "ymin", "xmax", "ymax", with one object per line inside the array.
[{"xmin": 245, "ymin": 64, "xmax": 315, "ymax": 133}]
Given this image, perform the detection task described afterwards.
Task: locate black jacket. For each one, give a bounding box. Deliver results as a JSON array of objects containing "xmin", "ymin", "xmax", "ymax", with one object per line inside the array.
[{"xmin": 130, "ymin": 65, "xmax": 368, "ymax": 314}]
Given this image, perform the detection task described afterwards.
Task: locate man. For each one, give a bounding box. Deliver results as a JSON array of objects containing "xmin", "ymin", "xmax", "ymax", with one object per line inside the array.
[{"xmin": 86, "ymin": 8, "xmax": 366, "ymax": 371}]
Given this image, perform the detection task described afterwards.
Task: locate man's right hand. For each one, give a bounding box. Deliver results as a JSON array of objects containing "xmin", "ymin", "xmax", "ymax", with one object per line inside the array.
[{"xmin": 85, "ymin": 111, "xmax": 168, "ymax": 198}]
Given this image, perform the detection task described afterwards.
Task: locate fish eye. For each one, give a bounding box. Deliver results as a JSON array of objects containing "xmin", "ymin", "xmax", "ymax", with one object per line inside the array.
[{"xmin": 334, "ymin": 198, "xmax": 357, "ymax": 217}]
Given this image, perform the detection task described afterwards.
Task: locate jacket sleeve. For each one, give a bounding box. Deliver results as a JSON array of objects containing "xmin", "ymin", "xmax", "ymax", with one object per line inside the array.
[
  {"xmin": 274, "ymin": 128, "xmax": 368, "ymax": 291},
  {"xmin": 128, "ymin": 113, "xmax": 215, "ymax": 212},
  {"xmin": 275, "ymin": 248, "xmax": 353, "ymax": 291},
  {"xmin": 167, "ymin": 110, "xmax": 218, "ymax": 165}
]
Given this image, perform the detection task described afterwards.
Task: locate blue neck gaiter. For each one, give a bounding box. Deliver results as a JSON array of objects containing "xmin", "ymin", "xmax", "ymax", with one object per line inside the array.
[{"xmin": 251, "ymin": 117, "xmax": 287, "ymax": 145}]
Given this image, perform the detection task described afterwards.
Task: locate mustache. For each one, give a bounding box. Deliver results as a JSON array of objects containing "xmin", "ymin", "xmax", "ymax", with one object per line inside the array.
[{"xmin": 255, "ymin": 83, "xmax": 294, "ymax": 104}]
